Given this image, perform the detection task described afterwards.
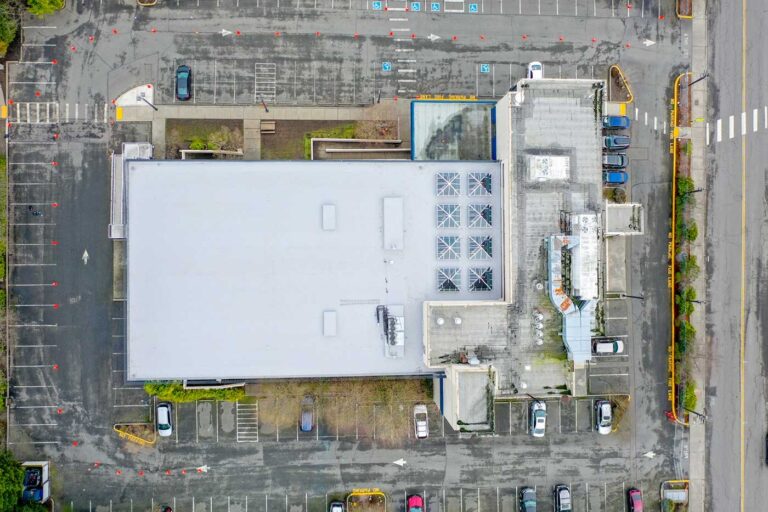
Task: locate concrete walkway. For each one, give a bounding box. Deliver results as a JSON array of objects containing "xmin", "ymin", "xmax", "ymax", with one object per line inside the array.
[
  {"xmin": 118, "ymin": 101, "xmax": 409, "ymax": 159},
  {"xmin": 687, "ymin": 0, "xmax": 708, "ymax": 509}
]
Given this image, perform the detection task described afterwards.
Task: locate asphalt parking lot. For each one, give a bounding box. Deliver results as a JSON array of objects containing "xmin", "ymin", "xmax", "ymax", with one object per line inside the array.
[{"xmin": 3, "ymin": 0, "xmax": 688, "ymax": 507}]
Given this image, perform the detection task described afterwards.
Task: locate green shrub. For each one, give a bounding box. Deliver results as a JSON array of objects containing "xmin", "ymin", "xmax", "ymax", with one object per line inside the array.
[
  {"xmin": 27, "ymin": 0, "xmax": 64, "ymax": 16},
  {"xmin": 676, "ymin": 320, "xmax": 696, "ymax": 345},
  {"xmin": 0, "ymin": 5, "xmax": 18, "ymax": 53},
  {"xmin": 0, "ymin": 451, "xmax": 24, "ymax": 511},
  {"xmin": 189, "ymin": 137, "xmax": 206, "ymax": 150},
  {"xmin": 685, "ymin": 221, "xmax": 698, "ymax": 242},
  {"xmin": 303, "ymin": 124, "xmax": 356, "ymax": 159},
  {"xmin": 144, "ymin": 381, "xmax": 246, "ymax": 403},
  {"xmin": 683, "ymin": 380, "xmax": 697, "ymax": 410},
  {"xmin": 676, "ymin": 254, "xmax": 700, "ymax": 283}
]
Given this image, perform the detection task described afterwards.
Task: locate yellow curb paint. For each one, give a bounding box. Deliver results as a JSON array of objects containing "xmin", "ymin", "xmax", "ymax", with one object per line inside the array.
[
  {"xmin": 115, "ymin": 107, "xmax": 123, "ymax": 121},
  {"xmin": 619, "ymin": 103, "xmax": 627, "ymax": 115},
  {"xmin": 0, "ymin": 105, "xmax": 7, "ymax": 119}
]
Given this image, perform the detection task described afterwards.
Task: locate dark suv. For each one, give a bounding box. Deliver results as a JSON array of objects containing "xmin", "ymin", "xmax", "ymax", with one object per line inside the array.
[{"xmin": 553, "ymin": 485, "xmax": 572, "ymax": 512}]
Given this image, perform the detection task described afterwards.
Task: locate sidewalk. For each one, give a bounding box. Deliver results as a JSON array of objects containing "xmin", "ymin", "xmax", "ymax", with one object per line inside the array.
[{"xmin": 687, "ymin": 0, "xmax": 708, "ymax": 509}]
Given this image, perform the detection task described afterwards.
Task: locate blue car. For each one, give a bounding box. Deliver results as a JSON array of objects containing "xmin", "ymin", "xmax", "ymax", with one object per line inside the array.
[
  {"xmin": 603, "ymin": 170, "xmax": 628, "ymax": 185},
  {"xmin": 603, "ymin": 134, "xmax": 631, "ymax": 150},
  {"xmin": 602, "ymin": 115, "xmax": 631, "ymax": 129},
  {"xmin": 175, "ymin": 64, "xmax": 191, "ymax": 101}
]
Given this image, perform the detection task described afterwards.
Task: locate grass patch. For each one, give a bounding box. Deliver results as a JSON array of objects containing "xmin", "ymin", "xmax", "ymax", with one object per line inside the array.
[
  {"xmin": 144, "ymin": 381, "xmax": 246, "ymax": 403},
  {"xmin": 610, "ymin": 395, "xmax": 631, "ymax": 433},
  {"xmin": 303, "ymin": 123, "xmax": 356, "ymax": 159},
  {"xmin": 683, "ymin": 380, "xmax": 697, "ymax": 411}
]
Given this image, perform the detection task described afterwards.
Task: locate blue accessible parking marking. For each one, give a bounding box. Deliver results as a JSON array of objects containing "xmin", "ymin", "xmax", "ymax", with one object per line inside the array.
[
  {"xmin": 372, "ymin": 0, "xmax": 383, "ymax": 9},
  {"xmin": 480, "ymin": 64, "xmax": 490, "ymax": 73},
  {"xmin": 430, "ymin": 1, "xmax": 440, "ymax": 9},
  {"xmin": 382, "ymin": 62, "xmax": 392, "ymax": 72},
  {"xmin": 411, "ymin": 1, "xmax": 421, "ymax": 10},
  {"xmin": 468, "ymin": 2, "xmax": 478, "ymax": 11}
]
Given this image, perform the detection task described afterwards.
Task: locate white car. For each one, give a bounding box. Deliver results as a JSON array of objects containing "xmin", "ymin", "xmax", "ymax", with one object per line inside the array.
[
  {"xmin": 156, "ymin": 402, "xmax": 173, "ymax": 437},
  {"xmin": 529, "ymin": 401, "xmax": 546, "ymax": 437},
  {"xmin": 414, "ymin": 404, "xmax": 429, "ymax": 439},
  {"xmin": 594, "ymin": 339, "xmax": 625, "ymax": 354},
  {"xmin": 527, "ymin": 61, "xmax": 543, "ymax": 79},
  {"xmin": 594, "ymin": 400, "xmax": 613, "ymax": 435}
]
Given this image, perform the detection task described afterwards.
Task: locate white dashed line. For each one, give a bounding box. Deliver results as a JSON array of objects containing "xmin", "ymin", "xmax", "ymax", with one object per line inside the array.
[
  {"xmin": 634, "ymin": 107, "xmax": 638, "ymax": 120},
  {"xmin": 706, "ymin": 123, "xmax": 710, "ymax": 146},
  {"xmin": 653, "ymin": 116, "xmax": 657, "ymax": 130},
  {"xmin": 765, "ymin": 106, "xmax": 767, "ymax": 129},
  {"xmin": 741, "ymin": 111, "xmax": 747, "ymax": 135},
  {"xmin": 753, "ymin": 108, "xmax": 758, "ymax": 132},
  {"xmin": 729, "ymin": 115, "xmax": 734, "ymax": 139},
  {"xmin": 644, "ymin": 112, "xmax": 648, "ymax": 125},
  {"xmin": 717, "ymin": 118, "xmax": 722, "ymax": 142}
]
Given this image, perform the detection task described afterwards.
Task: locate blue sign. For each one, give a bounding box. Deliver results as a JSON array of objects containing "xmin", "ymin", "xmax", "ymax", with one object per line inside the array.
[
  {"xmin": 480, "ymin": 63, "xmax": 490, "ymax": 73},
  {"xmin": 468, "ymin": 2, "xmax": 478, "ymax": 11},
  {"xmin": 411, "ymin": 1, "xmax": 421, "ymax": 10},
  {"xmin": 430, "ymin": 1, "xmax": 440, "ymax": 9},
  {"xmin": 382, "ymin": 61, "xmax": 392, "ymax": 72},
  {"xmin": 372, "ymin": 0, "xmax": 382, "ymax": 9}
]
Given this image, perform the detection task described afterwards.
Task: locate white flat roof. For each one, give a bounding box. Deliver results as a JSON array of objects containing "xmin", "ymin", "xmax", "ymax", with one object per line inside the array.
[{"xmin": 126, "ymin": 160, "xmax": 502, "ymax": 380}]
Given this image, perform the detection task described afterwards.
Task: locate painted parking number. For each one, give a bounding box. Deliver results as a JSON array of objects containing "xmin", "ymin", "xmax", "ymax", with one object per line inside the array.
[
  {"xmin": 480, "ymin": 63, "xmax": 490, "ymax": 73},
  {"xmin": 469, "ymin": 2, "xmax": 478, "ymax": 11},
  {"xmin": 430, "ymin": 1, "xmax": 440, "ymax": 9},
  {"xmin": 411, "ymin": 1, "xmax": 421, "ymax": 10},
  {"xmin": 382, "ymin": 62, "xmax": 392, "ymax": 72},
  {"xmin": 372, "ymin": 0, "xmax": 383, "ymax": 9}
]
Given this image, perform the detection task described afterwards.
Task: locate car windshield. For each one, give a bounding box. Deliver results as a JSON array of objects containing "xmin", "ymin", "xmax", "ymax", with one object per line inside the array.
[
  {"xmin": 532, "ymin": 64, "xmax": 541, "ymax": 70},
  {"xmin": 159, "ymin": 423, "xmax": 170, "ymax": 430}
]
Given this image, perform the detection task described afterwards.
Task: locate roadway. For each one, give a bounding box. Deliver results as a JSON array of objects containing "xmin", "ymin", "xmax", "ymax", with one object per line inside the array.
[{"xmin": 705, "ymin": 0, "xmax": 768, "ymax": 510}]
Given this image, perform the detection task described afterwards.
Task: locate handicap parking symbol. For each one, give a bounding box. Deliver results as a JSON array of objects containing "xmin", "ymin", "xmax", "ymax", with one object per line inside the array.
[
  {"xmin": 372, "ymin": 0, "xmax": 382, "ymax": 9},
  {"xmin": 411, "ymin": 1, "xmax": 421, "ymax": 10},
  {"xmin": 468, "ymin": 2, "xmax": 478, "ymax": 11},
  {"xmin": 480, "ymin": 63, "xmax": 490, "ymax": 73},
  {"xmin": 430, "ymin": 1, "xmax": 440, "ymax": 9},
  {"xmin": 382, "ymin": 62, "xmax": 392, "ymax": 72}
]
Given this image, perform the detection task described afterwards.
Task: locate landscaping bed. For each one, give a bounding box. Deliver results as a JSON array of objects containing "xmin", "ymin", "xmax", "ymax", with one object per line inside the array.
[
  {"xmin": 165, "ymin": 119, "xmax": 243, "ymax": 159},
  {"xmin": 676, "ymin": 76, "xmax": 692, "ymax": 127},
  {"xmin": 607, "ymin": 65, "xmax": 633, "ymax": 103},
  {"xmin": 676, "ymin": 0, "xmax": 692, "ymax": 17}
]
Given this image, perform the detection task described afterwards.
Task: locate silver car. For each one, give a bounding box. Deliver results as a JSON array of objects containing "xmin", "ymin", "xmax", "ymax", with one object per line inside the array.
[
  {"xmin": 529, "ymin": 401, "xmax": 546, "ymax": 438},
  {"xmin": 595, "ymin": 400, "xmax": 613, "ymax": 435}
]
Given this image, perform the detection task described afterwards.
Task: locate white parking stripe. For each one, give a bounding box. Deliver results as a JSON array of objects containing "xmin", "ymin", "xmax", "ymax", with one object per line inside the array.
[
  {"xmin": 741, "ymin": 111, "xmax": 747, "ymax": 135},
  {"xmin": 717, "ymin": 118, "xmax": 722, "ymax": 142},
  {"xmin": 753, "ymin": 108, "xmax": 758, "ymax": 132},
  {"xmin": 706, "ymin": 123, "xmax": 710, "ymax": 146},
  {"xmin": 729, "ymin": 115, "xmax": 734, "ymax": 139}
]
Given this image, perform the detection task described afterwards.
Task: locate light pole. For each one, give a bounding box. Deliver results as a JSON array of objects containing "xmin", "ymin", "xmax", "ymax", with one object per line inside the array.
[
  {"xmin": 139, "ymin": 96, "xmax": 159, "ymax": 111},
  {"xmin": 620, "ymin": 293, "xmax": 645, "ymax": 301}
]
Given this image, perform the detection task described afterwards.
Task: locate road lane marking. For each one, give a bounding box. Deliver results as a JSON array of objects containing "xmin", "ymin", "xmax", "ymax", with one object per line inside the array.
[
  {"xmin": 653, "ymin": 116, "xmax": 657, "ymax": 130},
  {"xmin": 729, "ymin": 115, "xmax": 734, "ymax": 138},
  {"xmin": 634, "ymin": 107, "xmax": 638, "ymax": 120},
  {"xmin": 741, "ymin": 111, "xmax": 746, "ymax": 135},
  {"xmin": 753, "ymin": 108, "xmax": 758, "ymax": 132},
  {"xmin": 717, "ymin": 119, "xmax": 722, "ymax": 141},
  {"xmin": 706, "ymin": 123, "xmax": 710, "ymax": 146}
]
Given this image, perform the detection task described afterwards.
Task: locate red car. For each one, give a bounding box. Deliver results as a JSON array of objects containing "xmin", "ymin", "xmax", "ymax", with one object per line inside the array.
[
  {"xmin": 407, "ymin": 495, "xmax": 424, "ymax": 512},
  {"xmin": 627, "ymin": 488, "xmax": 643, "ymax": 512}
]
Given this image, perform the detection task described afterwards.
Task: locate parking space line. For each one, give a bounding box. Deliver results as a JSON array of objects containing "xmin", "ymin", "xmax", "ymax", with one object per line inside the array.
[
  {"xmin": 15, "ymin": 344, "xmax": 56, "ymax": 348},
  {"xmin": 11, "ymin": 422, "xmax": 58, "ymax": 427},
  {"xmin": 12, "ymin": 405, "xmax": 58, "ymax": 409},
  {"xmin": 11, "ymin": 324, "xmax": 57, "ymax": 327}
]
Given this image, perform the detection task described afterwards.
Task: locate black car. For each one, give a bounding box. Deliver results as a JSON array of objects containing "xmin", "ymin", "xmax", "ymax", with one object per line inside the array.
[{"xmin": 175, "ymin": 64, "xmax": 192, "ymax": 101}]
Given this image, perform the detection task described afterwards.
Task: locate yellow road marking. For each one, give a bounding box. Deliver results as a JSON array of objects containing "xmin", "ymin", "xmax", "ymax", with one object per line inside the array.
[
  {"xmin": 115, "ymin": 106, "xmax": 123, "ymax": 121},
  {"xmin": 0, "ymin": 105, "xmax": 6, "ymax": 119}
]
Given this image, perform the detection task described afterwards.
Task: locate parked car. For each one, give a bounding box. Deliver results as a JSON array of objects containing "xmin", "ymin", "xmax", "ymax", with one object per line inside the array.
[
  {"xmin": 594, "ymin": 339, "xmax": 625, "ymax": 354},
  {"xmin": 529, "ymin": 401, "xmax": 546, "ymax": 438},
  {"xmin": 594, "ymin": 399, "xmax": 613, "ymax": 435},
  {"xmin": 553, "ymin": 485, "xmax": 572, "ymax": 512},
  {"xmin": 603, "ymin": 170, "xmax": 628, "ymax": 185},
  {"xmin": 602, "ymin": 153, "xmax": 628, "ymax": 168},
  {"xmin": 300, "ymin": 396, "xmax": 314, "ymax": 432},
  {"xmin": 413, "ymin": 404, "xmax": 429, "ymax": 439},
  {"xmin": 329, "ymin": 501, "xmax": 345, "ymax": 512},
  {"xmin": 406, "ymin": 494, "xmax": 424, "ymax": 512},
  {"xmin": 603, "ymin": 134, "xmax": 631, "ymax": 150},
  {"xmin": 602, "ymin": 115, "xmax": 631, "ymax": 129},
  {"xmin": 527, "ymin": 61, "xmax": 543, "ymax": 79},
  {"xmin": 156, "ymin": 402, "xmax": 173, "ymax": 437},
  {"xmin": 518, "ymin": 486, "xmax": 536, "ymax": 512},
  {"xmin": 175, "ymin": 64, "xmax": 192, "ymax": 101},
  {"xmin": 627, "ymin": 488, "xmax": 644, "ymax": 512}
]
